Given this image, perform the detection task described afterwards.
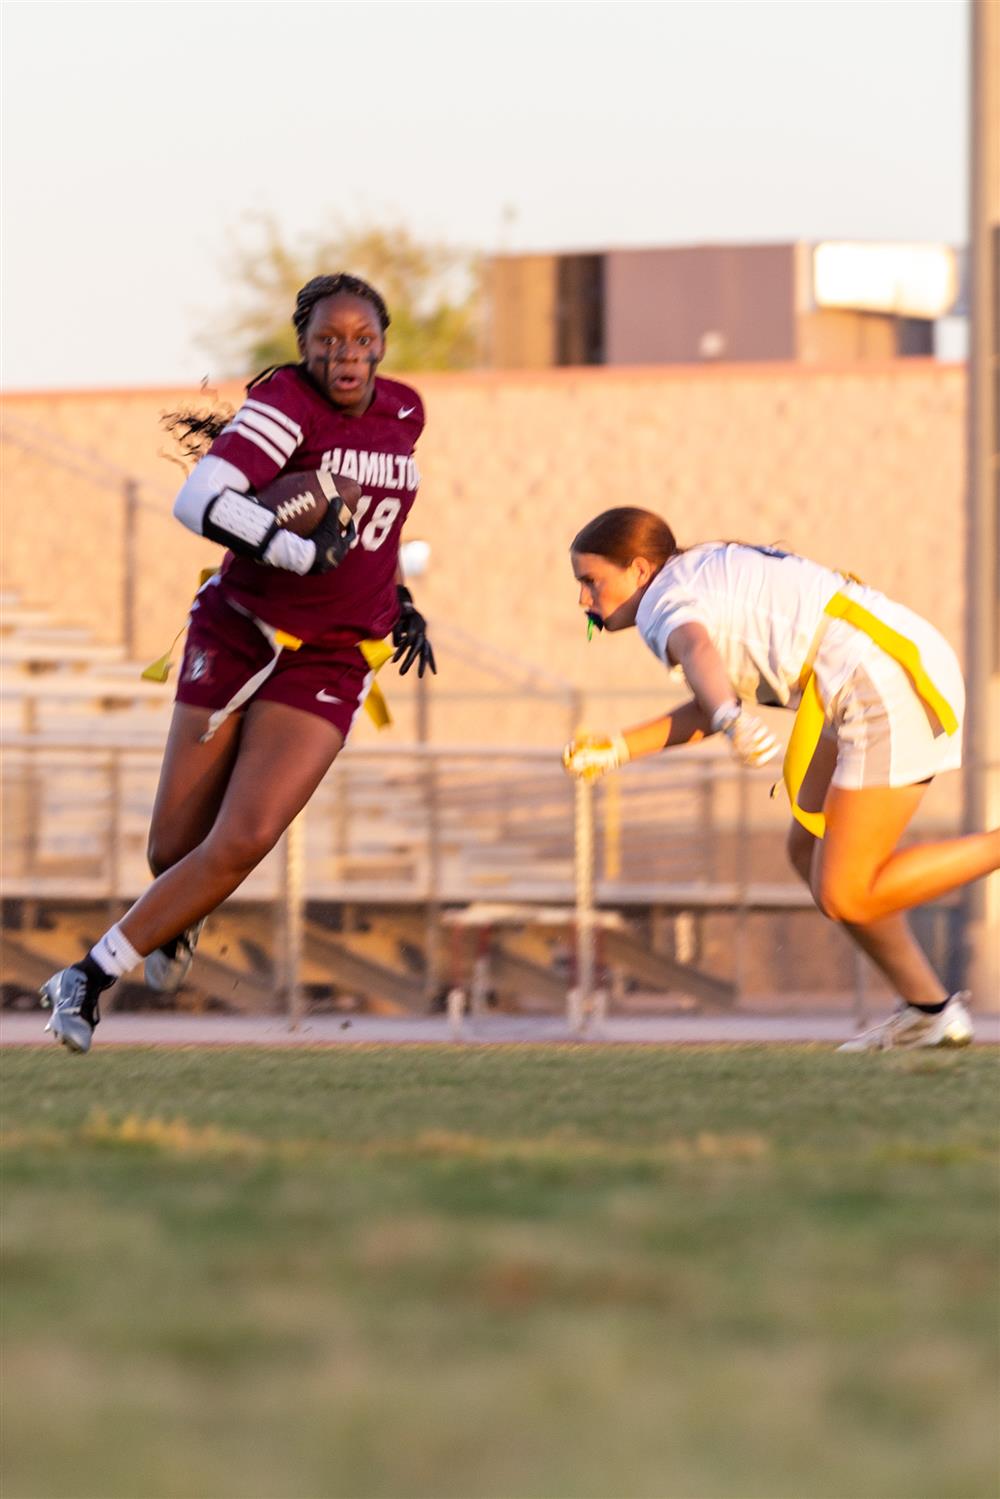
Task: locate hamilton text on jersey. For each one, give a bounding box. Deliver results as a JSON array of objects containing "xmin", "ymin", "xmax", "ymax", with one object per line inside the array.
[{"xmin": 320, "ymin": 447, "xmax": 420, "ymax": 491}]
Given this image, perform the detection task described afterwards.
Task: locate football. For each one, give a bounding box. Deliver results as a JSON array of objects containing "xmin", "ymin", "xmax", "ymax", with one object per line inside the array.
[{"xmin": 255, "ymin": 469, "xmax": 362, "ymax": 538}]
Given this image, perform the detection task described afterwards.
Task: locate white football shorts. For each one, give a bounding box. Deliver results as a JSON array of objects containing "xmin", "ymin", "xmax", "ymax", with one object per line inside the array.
[{"xmin": 815, "ymin": 611, "xmax": 965, "ymax": 790}]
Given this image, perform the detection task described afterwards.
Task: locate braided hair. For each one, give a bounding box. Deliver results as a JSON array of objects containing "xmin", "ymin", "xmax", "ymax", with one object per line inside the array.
[
  {"xmin": 163, "ymin": 273, "xmax": 391, "ymax": 461},
  {"xmin": 292, "ymin": 273, "xmax": 390, "ymax": 342},
  {"xmin": 161, "ymin": 398, "xmax": 232, "ymax": 464}
]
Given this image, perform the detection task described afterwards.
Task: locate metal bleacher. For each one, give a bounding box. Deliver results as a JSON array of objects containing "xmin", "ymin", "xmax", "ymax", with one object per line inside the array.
[{"xmin": 4, "ymin": 588, "xmax": 941, "ymax": 1016}]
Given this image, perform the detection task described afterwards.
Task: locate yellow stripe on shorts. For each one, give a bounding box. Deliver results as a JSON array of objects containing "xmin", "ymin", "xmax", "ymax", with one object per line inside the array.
[{"xmin": 781, "ymin": 590, "xmax": 959, "ymax": 839}]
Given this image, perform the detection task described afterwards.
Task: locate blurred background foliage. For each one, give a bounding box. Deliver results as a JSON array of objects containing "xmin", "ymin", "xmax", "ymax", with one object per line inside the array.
[{"xmin": 206, "ymin": 214, "xmax": 484, "ymax": 376}]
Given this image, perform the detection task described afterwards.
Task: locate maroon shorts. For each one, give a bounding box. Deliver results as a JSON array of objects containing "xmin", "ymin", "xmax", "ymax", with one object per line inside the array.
[{"xmin": 175, "ymin": 582, "xmax": 375, "ymax": 739}]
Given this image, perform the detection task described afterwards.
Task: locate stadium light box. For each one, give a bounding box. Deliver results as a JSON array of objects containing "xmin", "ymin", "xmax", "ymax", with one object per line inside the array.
[{"xmin": 813, "ymin": 242, "xmax": 959, "ymax": 319}]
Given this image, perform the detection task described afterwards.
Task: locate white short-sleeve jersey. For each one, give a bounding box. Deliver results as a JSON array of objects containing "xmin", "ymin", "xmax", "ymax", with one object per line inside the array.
[
  {"xmin": 635, "ymin": 543, "xmax": 849, "ymax": 708},
  {"xmin": 635, "ymin": 542, "xmax": 965, "ymax": 786}
]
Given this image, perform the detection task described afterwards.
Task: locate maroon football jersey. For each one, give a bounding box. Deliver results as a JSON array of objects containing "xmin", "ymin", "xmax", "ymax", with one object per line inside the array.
[{"xmin": 207, "ymin": 366, "xmax": 424, "ymax": 645}]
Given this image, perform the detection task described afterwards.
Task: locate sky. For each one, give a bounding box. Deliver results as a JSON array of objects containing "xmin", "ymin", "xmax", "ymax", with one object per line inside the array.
[{"xmin": 1, "ymin": 0, "xmax": 969, "ymax": 391}]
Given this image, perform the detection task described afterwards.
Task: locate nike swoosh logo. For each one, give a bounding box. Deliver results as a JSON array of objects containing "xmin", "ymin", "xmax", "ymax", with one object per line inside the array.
[
  {"xmin": 398, "ymin": 405, "xmax": 416, "ymax": 419},
  {"xmin": 316, "ymin": 689, "xmax": 342, "ymax": 704}
]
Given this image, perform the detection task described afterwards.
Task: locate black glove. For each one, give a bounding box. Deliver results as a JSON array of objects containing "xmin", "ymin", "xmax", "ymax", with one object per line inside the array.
[
  {"xmin": 392, "ymin": 585, "xmax": 437, "ymax": 677},
  {"xmin": 308, "ymin": 507, "xmax": 357, "ymax": 575}
]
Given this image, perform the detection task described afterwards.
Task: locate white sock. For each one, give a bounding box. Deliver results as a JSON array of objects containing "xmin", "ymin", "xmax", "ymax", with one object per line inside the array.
[{"xmin": 89, "ymin": 924, "xmax": 143, "ymax": 980}]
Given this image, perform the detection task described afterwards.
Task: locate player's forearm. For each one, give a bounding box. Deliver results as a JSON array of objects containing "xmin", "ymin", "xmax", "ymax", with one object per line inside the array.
[
  {"xmin": 621, "ymin": 700, "xmax": 711, "ymax": 759},
  {"xmin": 664, "ymin": 626, "xmax": 783, "ymax": 768},
  {"xmin": 562, "ymin": 700, "xmax": 710, "ymax": 783},
  {"xmin": 173, "ymin": 455, "xmax": 314, "ymax": 572}
]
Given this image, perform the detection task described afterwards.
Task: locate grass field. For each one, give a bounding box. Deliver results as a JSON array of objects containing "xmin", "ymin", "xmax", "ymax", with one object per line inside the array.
[{"xmin": 2, "ymin": 1044, "xmax": 998, "ymax": 1499}]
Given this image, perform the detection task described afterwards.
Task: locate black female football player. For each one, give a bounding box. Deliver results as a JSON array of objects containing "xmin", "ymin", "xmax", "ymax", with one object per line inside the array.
[{"xmin": 41, "ymin": 274, "xmax": 436, "ymax": 1052}]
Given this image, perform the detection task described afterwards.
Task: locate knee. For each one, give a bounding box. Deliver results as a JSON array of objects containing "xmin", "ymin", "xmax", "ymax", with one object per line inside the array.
[
  {"xmin": 205, "ymin": 819, "xmax": 284, "ymax": 876},
  {"xmin": 147, "ymin": 834, "xmax": 165, "ymax": 876},
  {"xmin": 148, "ymin": 829, "xmax": 187, "ymax": 877},
  {"xmin": 812, "ymin": 869, "xmax": 875, "ymax": 926}
]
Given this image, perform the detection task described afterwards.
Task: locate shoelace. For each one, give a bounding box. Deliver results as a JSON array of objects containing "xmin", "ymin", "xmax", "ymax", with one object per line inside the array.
[
  {"xmin": 61, "ymin": 972, "xmax": 90, "ymax": 1014},
  {"xmin": 58, "ymin": 972, "xmax": 100, "ymax": 1026}
]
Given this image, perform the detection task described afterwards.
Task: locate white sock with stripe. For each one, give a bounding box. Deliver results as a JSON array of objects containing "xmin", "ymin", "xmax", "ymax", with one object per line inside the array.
[{"xmin": 89, "ymin": 924, "xmax": 143, "ymax": 980}]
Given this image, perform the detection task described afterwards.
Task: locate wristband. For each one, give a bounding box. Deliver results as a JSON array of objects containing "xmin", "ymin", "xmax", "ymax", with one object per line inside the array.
[
  {"xmin": 710, "ymin": 701, "xmax": 742, "ymax": 736},
  {"xmin": 609, "ymin": 731, "xmax": 631, "ymax": 766}
]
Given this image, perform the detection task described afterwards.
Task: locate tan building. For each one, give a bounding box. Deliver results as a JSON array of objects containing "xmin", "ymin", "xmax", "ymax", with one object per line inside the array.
[{"xmin": 488, "ymin": 241, "xmax": 960, "ymax": 369}]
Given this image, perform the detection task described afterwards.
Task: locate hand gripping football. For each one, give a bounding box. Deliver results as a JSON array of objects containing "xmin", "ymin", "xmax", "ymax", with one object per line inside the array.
[{"xmin": 255, "ymin": 469, "xmax": 362, "ymax": 538}]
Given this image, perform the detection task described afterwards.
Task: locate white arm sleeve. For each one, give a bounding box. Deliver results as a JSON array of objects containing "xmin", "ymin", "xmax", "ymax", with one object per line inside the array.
[
  {"xmin": 173, "ymin": 455, "xmax": 315, "ymax": 574},
  {"xmin": 173, "ymin": 456, "xmax": 251, "ymax": 531}
]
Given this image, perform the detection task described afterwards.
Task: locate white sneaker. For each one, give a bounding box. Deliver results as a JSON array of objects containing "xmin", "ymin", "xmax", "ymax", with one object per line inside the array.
[
  {"xmin": 40, "ymin": 966, "xmax": 104, "ymax": 1054},
  {"xmin": 144, "ymin": 921, "xmax": 205, "ymax": 994},
  {"xmin": 838, "ymin": 993, "xmax": 973, "ymax": 1052}
]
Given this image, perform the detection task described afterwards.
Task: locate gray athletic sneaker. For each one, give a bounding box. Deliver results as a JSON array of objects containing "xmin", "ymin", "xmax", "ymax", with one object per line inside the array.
[
  {"xmin": 40, "ymin": 967, "xmax": 103, "ymax": 1054},
  {"xmin": 144, "ymin": 921, "xmax": 205, "ymax": 994},
  {"xmin": 837, "ymin": 992, "xmax": 973, "ymax": 1052}
]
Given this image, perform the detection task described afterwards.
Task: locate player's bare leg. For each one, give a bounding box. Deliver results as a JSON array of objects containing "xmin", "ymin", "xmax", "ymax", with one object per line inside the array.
[
  {"xmin": 788, "ymin": 747, "xmax": 988, "ymax": 1050},
  {"xmin": 815, "ymin": 785, "xmax": 1000, "ymax": 925},
  {"xmin": 788, "ymin": 821, "xmax": 947, "ymax": 1006},
  {"xmin": 41, "ymin": 701, "xmax": 344, "ymax": 1050},
  {"xmin": 119, "ymin": 700, "xmax": 344, "ymax": 955},
  {"xmin": 146, "ymin": 703, "xmax": 245, "ymax": 876},
  {"xmin": 140, "ymin": 702, "xmax": 245, "ymax": 990},
  {"xmin": 787, "ymin": 740, "xmax": 948, "ymax": 1006}
]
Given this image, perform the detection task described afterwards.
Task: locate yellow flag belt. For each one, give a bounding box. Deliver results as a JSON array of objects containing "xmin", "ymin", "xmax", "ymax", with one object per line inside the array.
[
  {"xmin": 142, "ymin": 571, "xmax": 395, "ymax": 735},
  {"xmin": 781, "ymin": 591, "xmax": 959, "ymax": 839}
]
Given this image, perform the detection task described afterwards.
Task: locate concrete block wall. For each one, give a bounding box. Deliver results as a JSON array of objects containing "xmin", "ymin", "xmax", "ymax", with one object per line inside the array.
[{"xmin": 2, "ymin": 359, "xmax": 966, "ymax": 759}]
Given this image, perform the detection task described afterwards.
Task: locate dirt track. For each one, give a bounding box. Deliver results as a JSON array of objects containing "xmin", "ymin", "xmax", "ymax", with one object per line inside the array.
[{"xmin": 4, "ymin": 1010, "xmax": 999, "ymax": 1048}]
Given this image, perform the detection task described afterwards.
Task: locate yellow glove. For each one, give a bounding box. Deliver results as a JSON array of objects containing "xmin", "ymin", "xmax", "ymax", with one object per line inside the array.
[{"xmin": 562, "ymin": 731, "xmax": 631, "ymax": 783}]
